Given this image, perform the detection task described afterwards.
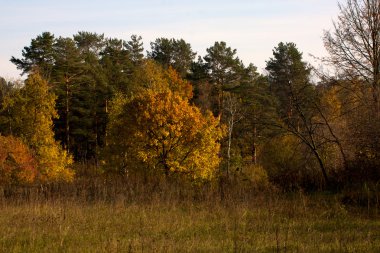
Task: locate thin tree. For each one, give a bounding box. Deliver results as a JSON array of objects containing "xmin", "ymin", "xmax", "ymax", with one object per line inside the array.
[
  {"xmin": 223, "ymin": 92, "xmax": 244, "ymax": 177},
  {"xmin": 324, "ymin": 0, "xmax": 380, "ymax": 114}
]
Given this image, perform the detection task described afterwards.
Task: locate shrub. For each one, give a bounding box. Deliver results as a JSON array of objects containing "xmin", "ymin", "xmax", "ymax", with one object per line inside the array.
[{"xmin": 0, "ymin": 135, "xmax": 37, "ymax": 185}]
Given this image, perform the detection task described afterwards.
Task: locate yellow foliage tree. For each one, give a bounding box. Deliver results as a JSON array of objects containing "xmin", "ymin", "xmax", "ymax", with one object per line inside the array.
[
  {"xmin": 106, "ymin": 90, "xmax": 223, "ymax": 180},
  {"xmin": 165, "ymin": 66, "xmax": 193, "ymax": 99},
  {"xmin": 128, "ymin": 60, "xmax": 193, "ymax": 99},
  {"xmin": 12, "ymin": 73, "xmax": 74, "ymax": 182},
  {"xmin": 129, "ymin": 59, "xmax": 168, "ymax": 94}
]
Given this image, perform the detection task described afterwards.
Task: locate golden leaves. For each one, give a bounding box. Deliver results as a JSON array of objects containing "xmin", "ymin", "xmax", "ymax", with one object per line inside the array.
[
  {"xmin": 10, "ymin": 73, "xmax": 74, "ymax": 183},
  {"xmin": 106, "ymin": 90, "xmax": 223, "ymax": 180}
]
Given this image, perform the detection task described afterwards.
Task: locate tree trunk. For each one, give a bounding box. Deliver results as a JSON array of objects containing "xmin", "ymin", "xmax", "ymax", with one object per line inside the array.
[
  {"xmin": 312, "ymin": 149, "xmax": 330, "ymax": 187},
  {"xmin": 252, "ymin": 126, "xmax": 257, "ymax": 164},
  {"xmin": 227, "ymin": 120, "xmax": 232, "ymax": 178},
  {"xmin": 65, "ymin": 78, "xmax": 70, "ymax": 153}
]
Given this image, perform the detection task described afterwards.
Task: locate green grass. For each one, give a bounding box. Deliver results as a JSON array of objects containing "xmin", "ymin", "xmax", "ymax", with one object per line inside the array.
[{"xmin": 0, "ymin": 191, "xmax": 379, "ymax": 253}]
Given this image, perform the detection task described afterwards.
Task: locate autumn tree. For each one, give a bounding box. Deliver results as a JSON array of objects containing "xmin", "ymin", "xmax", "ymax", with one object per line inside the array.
[
  {"xmin": 323, "ymin": 0, "xmax": 380, "ymax": 183},
  {"xmin": 105, "ymin": 90, "xmax": 223, "ymax": 180},
  {"xmin": 127, "ymin": 59, "xmax": 193, "ymax": 99},
  {"xmin": 0, "ymin": 135, "xmax": 37, "ymax": 185},
  {"xmin": 323, "ymin": 0, "xmax": 380, "ymax": 114},
  {"xmin": 9, "ymin": 72, "xmax": 74, "ymax": 182},
  {"xmin": 316, "ymin": 82, "xmax": 349, "ymax": 171}
]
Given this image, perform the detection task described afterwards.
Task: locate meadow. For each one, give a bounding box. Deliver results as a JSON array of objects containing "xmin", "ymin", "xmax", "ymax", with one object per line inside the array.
[{"xmin": 0, "ymin": 175, "xmax": 379, "ymax": 253}]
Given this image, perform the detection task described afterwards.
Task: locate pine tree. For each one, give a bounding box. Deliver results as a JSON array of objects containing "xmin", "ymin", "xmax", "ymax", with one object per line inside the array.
[
  {"xmin": 148, "ymin": 38, "xmax": 196, "ymax": 77},
  {"xmin": 266, "ymin": 42, "xmax": 330, "ymax": 185},
  {"xmin": 204, "ymin": 41, "xmax": 244, "ymax": 115},
  {"xmin": 10, "ymin": 32, "xmax": 55, "ymax": 80}
]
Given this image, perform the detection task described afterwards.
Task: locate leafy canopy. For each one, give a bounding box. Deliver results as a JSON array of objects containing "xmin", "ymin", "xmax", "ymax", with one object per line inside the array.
[
  {"xmin": 9, "ymin": 73, "xmax": 74, "ymax": 182},
  {"xmin": 106, "ymin": 90, "xmax": 223, "ymax": 180}
]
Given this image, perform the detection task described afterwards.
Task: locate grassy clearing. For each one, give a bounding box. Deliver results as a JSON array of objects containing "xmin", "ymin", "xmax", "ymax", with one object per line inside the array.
[{"xmin": 0, "ymin": 189, "xmax": 379, "ymax": 253}]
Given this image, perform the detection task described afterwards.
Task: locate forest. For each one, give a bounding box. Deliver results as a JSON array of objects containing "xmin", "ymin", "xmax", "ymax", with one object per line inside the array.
[{"xmin": 1, "ymin": 0, "xmax": 380, "ymax": 252}]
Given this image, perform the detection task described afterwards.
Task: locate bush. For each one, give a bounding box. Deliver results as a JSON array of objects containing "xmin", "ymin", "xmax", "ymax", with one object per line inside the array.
[
  {"xmin": 0, "ymin": 135, "xmax": 37, "ymax": 185},
  {"xmin": 260, "ymin": 135, "xmax": 324, "ymax": 190},
  {"xmin": 240, "ymin": 164, "xmax": 269, "ymax": 190}
]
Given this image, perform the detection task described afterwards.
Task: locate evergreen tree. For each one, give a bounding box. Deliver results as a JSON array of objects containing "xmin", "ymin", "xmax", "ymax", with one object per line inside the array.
[
  {"xmin": 101, "ymin": 38, "xmax": 132, "ymax": 94},
  {"xmin": 204, "ymin": 41, "xmax": 244, "ymax": 115},
  {"xmin": 125, "ymin": 35, "xmax": 144, "ymax": 66},
  {"xmin": 51, "ymin": 37, "xmax": 86, "ymax": 154},
  {"xmin": 204, "ymin": 41, "xmax": 244, "ymax": 89},
  {"xmin": 266, "ymin": 42, "xmax": 313, "ymax": 123},
  {"xmin": 266, "ymin": 42, "xmax": 330, "ymax": 186},
  {"xmin": 148, "ymin": 38, "xmax": 196, "ymax": 77},
  {"xmin": 10, "ymin": 32, "xmax": 55, "ymax": 80}
]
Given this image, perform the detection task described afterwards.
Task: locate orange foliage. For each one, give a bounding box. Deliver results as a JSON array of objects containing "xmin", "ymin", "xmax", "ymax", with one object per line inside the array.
[
  {"xmin": 0, "ymin": 135, "xmax": 37, "ymax": 185},
  {"xmin": 165, "ymin": 66, "xmax": 193, "ymax": 99}
]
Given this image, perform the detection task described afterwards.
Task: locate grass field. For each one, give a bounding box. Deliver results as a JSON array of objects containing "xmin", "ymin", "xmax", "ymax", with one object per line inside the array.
[{"xmin": 0, "ymin": 179, "xmax": 379, "ymax": 253}]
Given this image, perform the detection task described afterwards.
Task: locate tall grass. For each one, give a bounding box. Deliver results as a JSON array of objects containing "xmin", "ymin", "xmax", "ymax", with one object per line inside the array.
[{"xmin": 0, "ymin": 170, "xmax": 379, "ymax": 252}]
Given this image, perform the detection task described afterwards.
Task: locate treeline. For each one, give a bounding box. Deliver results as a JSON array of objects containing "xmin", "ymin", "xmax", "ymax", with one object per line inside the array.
[{"xmin": 1, "ymin": 0, "xmax": 380, "ymax": 192}]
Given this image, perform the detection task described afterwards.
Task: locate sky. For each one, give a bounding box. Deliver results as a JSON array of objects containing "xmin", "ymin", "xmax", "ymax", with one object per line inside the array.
[{"xmin": 0, "ymin": 0, "xmax": 340, "ymax": 79}]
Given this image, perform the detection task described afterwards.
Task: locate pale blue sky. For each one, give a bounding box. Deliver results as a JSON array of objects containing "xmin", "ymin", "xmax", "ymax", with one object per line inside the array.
[{"xmin": 0, "ymin": 0, "xmax": 339, "ymax": 79}]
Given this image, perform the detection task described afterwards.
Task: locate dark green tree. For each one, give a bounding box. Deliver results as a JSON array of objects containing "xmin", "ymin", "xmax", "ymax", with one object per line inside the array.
[
  {"xmin": 231, "ymin": 71, "xmax": 276, "ymax": 166},
  {"xmin": 74, "ymin": 31, "xmax": 105, "ymax": 57},
  {"xmin": 0, "ymin": 78, "xmax": 22, "ymax": 135},
  {"xmin": 125, "ymin": 35, "xmax": 144, "ymax": 66},
  {"xmin": 188, "ymin": 56, "xmax": 212, "ymax": 113},
  {"xmin": 10, "ymin": 32, "xmax": 55, "ymax": 80},
  {"xmin": 51, "ymin": 37, "xmax": 86, "ymax": 155},
  {"xmin": 148, "ymin": 38, "xmax": 196, "ymax": 77},
  {"xmin": 203, "ymin": 41, "xmax": 244, "ymax": 115},
  {"xmin": 204, "ymin": 41, "xmax": 243, "ymax": 87},
  {"xmin": 266, "ymin": 42, "xmax": 330, "ymax": 186},
  {"xmin": 52, "ymin": 33, "xmax": 109, "ymax": 161},
  {"xmin": 101, "ymin": 38, "xmax": 132, "ymax": 94},
  {"xmin": 266, "ymin": 42, "xmax": 312, "ymax": 123},
  {"xmin": 72, "ymin": 32, "xmax": 108, "ymax": 161}
]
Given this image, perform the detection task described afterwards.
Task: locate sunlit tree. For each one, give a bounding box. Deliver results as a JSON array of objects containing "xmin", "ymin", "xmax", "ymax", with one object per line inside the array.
[
  {"xmin": 106, "ymin": 90, "xmax": 223, "ymax": 180},
  {"xmin": 11, "ymin": 73, "xmax": 74, "ymax": 182}
]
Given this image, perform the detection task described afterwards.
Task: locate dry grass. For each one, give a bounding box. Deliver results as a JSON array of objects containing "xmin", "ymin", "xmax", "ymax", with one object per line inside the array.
[{"xmin": 0, "ymin": 175, "xmax": 379, "ymax": 252}]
